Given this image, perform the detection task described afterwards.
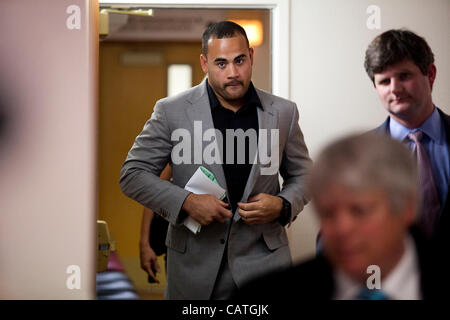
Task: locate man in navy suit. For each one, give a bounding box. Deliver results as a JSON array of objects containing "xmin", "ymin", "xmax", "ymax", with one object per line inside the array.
[
  {"xmin": 365, "ymin": 29, "xmax": 449, "ymax": 243},
  {"xmin": 236, "ymin": 134, "xmax": 446, "ymax": 300}
]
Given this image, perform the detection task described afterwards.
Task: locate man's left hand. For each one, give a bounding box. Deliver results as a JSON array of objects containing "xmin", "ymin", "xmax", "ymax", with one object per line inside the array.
[{"xmin": 237, "ymin": 193, "xmax": 283, "ymax": 225}]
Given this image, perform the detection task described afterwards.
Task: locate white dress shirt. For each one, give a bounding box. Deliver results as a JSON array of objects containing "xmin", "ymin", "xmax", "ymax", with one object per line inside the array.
[{"xmin": 333, "ymin": 235, "xmax": 421, "ymax": 300}]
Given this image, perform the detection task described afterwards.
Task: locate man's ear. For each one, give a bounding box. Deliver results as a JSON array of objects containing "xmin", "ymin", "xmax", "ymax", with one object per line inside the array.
[
  {"xmin": 200, "ymin": 54, "xmax": 208, "ymax": 74},
  {"xmin": 427, "ymin": 63, "xmax": 437, "ymax": 90},
  {"xmin": 249, "ymin": 47, "xmax": 254, "ymax": 66}
]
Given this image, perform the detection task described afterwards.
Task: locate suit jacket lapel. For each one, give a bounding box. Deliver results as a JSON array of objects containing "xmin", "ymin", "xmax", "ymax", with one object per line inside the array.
[
  {"xmin": 374, "ymin": 117, "xmax": 390, "ymax": 134},
  {"xmin": 437, "ymin": 108, "xmax": 450, "ymax": 219},
  {"xmin": 184, "ymin": 79, "xmax": 228, "ymax": 194},
  {"xmin": 235, "ymin": 89, "xmax": 279, "ymax": 220}
]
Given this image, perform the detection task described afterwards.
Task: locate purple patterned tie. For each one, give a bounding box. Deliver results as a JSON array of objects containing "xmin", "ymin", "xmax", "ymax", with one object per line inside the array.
[{"xmin": 408, "ymin": 131, "xmax": 441, "ymax": 237}]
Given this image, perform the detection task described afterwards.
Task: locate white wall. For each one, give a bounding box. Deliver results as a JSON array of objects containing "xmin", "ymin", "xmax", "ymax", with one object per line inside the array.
[
  {"xmin": 0, "ymin": 0, "xmax": 97, "ymax": 299},
  {"xmin": 288, "ymin": 0, "xmax": 450, "ymax": 262}
]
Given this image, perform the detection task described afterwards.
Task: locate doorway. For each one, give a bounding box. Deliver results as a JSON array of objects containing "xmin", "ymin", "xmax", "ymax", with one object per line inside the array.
[{"xmin": 98, "ymin": 6, "xmax": 272, "ymax": 299}]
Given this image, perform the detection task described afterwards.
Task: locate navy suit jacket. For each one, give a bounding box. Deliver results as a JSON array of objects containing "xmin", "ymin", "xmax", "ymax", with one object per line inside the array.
[
  {"xmin": 371, "ymin": 108, "xmax": 450, "ymax": 245},
  {"xmin": 235, "ymin": 226, "xmax": 448, "ymax": 300}
]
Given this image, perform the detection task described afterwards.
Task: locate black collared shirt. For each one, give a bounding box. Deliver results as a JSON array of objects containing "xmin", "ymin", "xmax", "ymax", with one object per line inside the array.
[{"xmin": 206, "ymin": 80, "xmax": 261, "ymax": 212}]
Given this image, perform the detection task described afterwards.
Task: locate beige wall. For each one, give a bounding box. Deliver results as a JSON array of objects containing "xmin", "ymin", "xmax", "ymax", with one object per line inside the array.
[
  {"xmin": 288, "ymin": 0, "xmax": 450, "ymax": 262},
  {"xmin": 0, "ymin": 0, "xmax": 97, "ymax": 299}
]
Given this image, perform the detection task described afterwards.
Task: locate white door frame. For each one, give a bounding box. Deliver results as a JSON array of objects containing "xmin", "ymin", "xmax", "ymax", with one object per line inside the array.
[{"xmin": 99, "ymin": 0, "xmax": 291, "ymax": 99}]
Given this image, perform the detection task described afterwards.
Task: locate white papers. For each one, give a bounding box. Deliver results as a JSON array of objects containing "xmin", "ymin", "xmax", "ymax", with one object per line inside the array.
[{"xmin": 183, "ymin": 167, "xmax": 226, "ymax": 234}]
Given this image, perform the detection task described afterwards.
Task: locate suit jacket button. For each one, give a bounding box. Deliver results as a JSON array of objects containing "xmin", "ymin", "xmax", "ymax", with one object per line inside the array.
[{"xmin": 220, "ymin": 239, "xmax": 225, "ymax": 244}]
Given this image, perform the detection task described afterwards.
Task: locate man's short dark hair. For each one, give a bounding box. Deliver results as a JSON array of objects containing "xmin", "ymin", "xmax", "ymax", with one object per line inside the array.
[
  {"xmin": 364, "ymin": 29, "xmax": 435, "ymax": 83},
  {"xmin": 202, "ymin": 21, "xmax": 249, "ymax": 56}
]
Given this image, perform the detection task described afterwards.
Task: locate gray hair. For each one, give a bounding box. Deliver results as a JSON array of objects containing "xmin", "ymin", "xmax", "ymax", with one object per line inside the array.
[{"xmin": 309, "ymin": 133, "xmax": 419, "ymax": 215}]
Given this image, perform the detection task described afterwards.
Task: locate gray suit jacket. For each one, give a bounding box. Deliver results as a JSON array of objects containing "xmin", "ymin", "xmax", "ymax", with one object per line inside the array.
[{"xmin": 120, "ymin": 79, "xmax": 312, "ymax": 299}]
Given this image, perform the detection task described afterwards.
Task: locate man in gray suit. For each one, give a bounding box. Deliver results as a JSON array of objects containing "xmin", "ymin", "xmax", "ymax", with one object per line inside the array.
[
  {"xmin": 365, "ymin": 29, "xmax": 449, "ymax": 243},
  {"xmin": 120, "ymin": 21, "xmax": 312, "ymax": 299}
]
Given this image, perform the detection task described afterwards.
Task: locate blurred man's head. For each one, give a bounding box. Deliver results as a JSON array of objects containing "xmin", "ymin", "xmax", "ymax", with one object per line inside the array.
[
  {"xmin": 364, "ymin": 29, "xmax": 436, "ymax": 129},
  {"xmin": 309, "ymin": 133, "xmax": 418, "ymax": 282},
  {"xmin": 200, "ymin": 21, "xmax": 254, "ymax": 108}
]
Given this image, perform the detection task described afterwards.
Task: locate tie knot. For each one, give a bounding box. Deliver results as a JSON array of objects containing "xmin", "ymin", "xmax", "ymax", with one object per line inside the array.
[{"xmin": 408, "ymin": 130, "xmax": 423, "ymax": 143}]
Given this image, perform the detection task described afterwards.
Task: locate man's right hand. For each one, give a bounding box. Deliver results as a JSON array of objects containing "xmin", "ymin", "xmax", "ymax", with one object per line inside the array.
[{"xmin": 182, "ymin": 193, "xmax": 232, "ymax": 225}]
